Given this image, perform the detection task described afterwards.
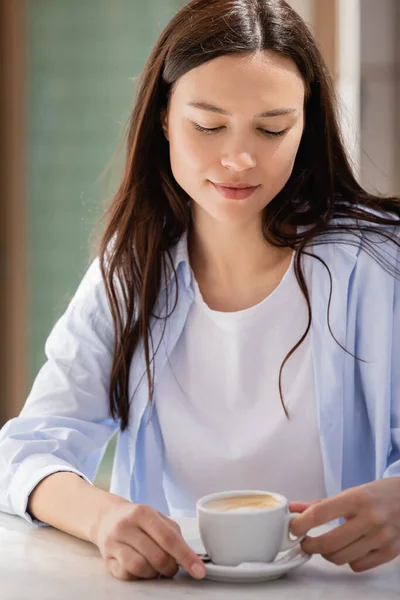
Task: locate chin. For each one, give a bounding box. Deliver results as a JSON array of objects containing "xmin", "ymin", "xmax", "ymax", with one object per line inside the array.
[{"xmin": 208, "ymin": 208, "xmax": 263, "ymax": 229}]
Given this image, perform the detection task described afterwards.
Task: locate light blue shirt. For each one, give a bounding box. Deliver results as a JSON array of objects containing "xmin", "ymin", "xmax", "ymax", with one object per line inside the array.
[{"xmin": 0, "ymin": 225, "xmax": 399, "ymax": 525}]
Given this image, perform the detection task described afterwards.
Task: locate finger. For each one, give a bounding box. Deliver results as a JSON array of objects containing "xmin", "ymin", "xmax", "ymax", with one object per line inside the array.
[
  {"xmin": 112, "ymin": 543, "xmax": 158, "ymax": 579},
  {"xmin": 325, "ymin": 526, "xmax": 398, "ymax": 566},
  {"xmin": 158, "ymin": 513, "xmax": 182, "ymax": 534},
  {"xmin": 107, "ymin": 557, "xmax": 138, "ymax": 581},
  {"xmin": 133, "ymin": 529, "xmax": 179, "ymax": 578},
  {"xmin": 290, "ymin": 491, "xmax": 359, "ymax": 536},
  {"xmin": 138, "ymin": 507, "xmax": 206, "ymax": 579},
  {"xmin": 349, "ymin": 539, "xmax": 400, "ymax": 573},
  {"xmin": 289, "ymin": 502, "xmax": 313, "ymax": 513},
  {"xmin": 301, "ymin": 516, "xmax": 371, "ymax": 556}
]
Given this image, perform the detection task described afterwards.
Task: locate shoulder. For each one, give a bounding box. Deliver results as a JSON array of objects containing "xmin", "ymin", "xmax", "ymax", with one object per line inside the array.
[
  {"xmin": 310, "ymin": 207, "xmax": 400, "ymax": 268},
  {"xmin": 62, "ymin": 257, "xmax": 114, "ymax": 344}
]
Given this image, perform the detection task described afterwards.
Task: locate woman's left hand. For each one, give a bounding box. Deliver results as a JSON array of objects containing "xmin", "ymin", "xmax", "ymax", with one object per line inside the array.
[{"xmin": 289, "ymin": 477, "xmax": 400, "ymax": 572}]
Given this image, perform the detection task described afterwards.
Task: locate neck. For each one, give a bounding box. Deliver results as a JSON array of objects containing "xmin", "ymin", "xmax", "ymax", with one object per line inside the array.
[{"xmin": 188, "ymin": 206, "xmax": 293, "ymax": 288}]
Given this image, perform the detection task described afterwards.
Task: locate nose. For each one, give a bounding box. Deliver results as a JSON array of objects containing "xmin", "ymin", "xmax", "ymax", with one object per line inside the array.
[{"xmin": 220, "ymin": 151, "xmax": 256, "ymax": 171}]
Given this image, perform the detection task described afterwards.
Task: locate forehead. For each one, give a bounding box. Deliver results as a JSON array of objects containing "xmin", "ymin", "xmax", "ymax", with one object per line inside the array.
[{"xmin": 170, "ymin": 51, "xmax": 305, "ymax": 110}]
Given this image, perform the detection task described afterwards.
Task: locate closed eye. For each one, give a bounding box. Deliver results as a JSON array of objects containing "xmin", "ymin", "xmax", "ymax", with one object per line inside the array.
[{"xmin": 192, "ymin": 123, "xmax": 287, "ymax": 138}]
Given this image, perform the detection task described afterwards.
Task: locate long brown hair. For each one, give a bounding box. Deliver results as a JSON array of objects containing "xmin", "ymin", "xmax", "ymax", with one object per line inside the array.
[{"xmin": 99, "ymin": 0, "xmax": 400, "ymax": 431}]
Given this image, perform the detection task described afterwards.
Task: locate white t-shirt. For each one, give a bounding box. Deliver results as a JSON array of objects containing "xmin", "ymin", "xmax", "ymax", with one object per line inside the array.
[{"xmin": 156, "ymin": 253, "xmax": 327, "ymax": 516}]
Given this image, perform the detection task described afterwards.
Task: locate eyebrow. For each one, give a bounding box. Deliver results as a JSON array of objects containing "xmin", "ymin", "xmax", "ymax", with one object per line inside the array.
[{"xmin": 187, "ymin": 101, "xmax": 297, "ymax": 118}]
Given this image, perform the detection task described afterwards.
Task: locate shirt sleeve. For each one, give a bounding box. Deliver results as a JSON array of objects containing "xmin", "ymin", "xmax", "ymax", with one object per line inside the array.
[
  {"xmin": 383, "ymin": 252, "xmax": 400, "ymax": 479},
  {"xmin": 0, "ymin": 258, "xmax": 120, "ymax": 525}
]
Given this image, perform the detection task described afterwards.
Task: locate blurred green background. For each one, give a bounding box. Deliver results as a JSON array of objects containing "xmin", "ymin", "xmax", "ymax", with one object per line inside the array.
[{"xmin": 27, "ymin": 0, "xmax": 185, "ymax": 489}]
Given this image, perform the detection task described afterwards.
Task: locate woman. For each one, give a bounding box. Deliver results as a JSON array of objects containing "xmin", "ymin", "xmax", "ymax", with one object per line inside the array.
[{"xmin": 0, "ymin": 0, "xmax": 400, "ymax": 582}]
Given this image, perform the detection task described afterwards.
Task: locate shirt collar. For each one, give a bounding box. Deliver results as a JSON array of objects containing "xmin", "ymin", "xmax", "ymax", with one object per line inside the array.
[
  {"xmin": 168, "ymin": 229, "xmax": 192, "ymax": 290},
  {"xmin": 166, "ymin": 219, "xmax": 365, "ymax": 293}
]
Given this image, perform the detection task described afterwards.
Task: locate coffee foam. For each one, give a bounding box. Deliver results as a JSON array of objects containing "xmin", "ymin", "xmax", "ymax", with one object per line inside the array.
[
  {"xmin": 204, "ymin": 493, "xmax": 282, "ymax": 512},
  {"xmin": 219, "ymin": 505, "xmax": 270, "ymax": 514}
]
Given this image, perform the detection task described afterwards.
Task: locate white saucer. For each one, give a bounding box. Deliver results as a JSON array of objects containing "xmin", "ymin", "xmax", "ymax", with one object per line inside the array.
[
  {"xmin": 203, "ymin": 546, "xmax": 311, "ymax": 583},
  {"xmin": 186, "ymin": 535, "xmax": 311, "ymax": 583}
]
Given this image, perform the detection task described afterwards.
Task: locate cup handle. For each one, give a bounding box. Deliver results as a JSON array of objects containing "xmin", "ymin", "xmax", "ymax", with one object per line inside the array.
[{"xmin": 280, "ymin": 512, "xmax": 306, "ymax": 552}]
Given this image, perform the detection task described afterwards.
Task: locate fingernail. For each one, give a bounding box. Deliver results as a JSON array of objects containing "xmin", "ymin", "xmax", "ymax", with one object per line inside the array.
[{"xmin": 190, "ymin": 563, "xmax": 207, "ymax": 579}]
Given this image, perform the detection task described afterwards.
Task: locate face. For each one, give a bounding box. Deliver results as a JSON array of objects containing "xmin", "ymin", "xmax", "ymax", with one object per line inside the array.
[{"xmin": 162, "ymin": 51, "xmax": 305, "ymax": 229}]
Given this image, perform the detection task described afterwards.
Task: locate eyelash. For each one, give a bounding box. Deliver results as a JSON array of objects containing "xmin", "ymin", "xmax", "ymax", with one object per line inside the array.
[{"xmin": 193, "ymin": 123, "xmax": 287, "ymax": 138}]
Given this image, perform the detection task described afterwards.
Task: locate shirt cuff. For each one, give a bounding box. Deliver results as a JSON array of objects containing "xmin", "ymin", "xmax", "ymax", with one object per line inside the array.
[{"xmin": 9, "ymin": 454, "xmax": 93, "ymax": 527}]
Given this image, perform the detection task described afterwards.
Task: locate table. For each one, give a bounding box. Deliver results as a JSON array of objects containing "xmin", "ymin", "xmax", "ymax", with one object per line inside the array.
[{"xmin": 1, "ymin": 511, "xmax": 399, "ymax": 599}]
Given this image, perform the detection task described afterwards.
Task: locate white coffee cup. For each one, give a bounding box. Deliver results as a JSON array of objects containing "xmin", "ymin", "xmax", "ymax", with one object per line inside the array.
[{"xmin": 196, "ymin": 489, "xmax": 308, "ymax": 566}]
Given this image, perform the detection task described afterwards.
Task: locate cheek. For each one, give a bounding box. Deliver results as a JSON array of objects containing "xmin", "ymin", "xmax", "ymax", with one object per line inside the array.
[
  {"xmin": 263, "ymin": 135, "xmax": 302, "ymax": 180},
  {"xmin": 169, "ymin": 127, "xmax": 214, "ymax": 175}
]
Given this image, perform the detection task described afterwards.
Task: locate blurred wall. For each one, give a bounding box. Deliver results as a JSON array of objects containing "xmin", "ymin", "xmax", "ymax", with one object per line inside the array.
[
  {"xmin": 287, "ymin": 0, "xmax": 315, "ymax": 26},
  {"xmin": 336, "ymin": 0, "xmax": 361, "ymax": 171},
  {"xmin": 0, "ymin": 0, "xmax": 28, "ymax": 424},
  {"xmin": 360, "ymin": 0, "xmax": 399, "ymax": 196}
]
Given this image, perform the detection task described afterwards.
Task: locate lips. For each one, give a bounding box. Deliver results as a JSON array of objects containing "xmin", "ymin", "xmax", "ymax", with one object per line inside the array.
[
  {"xmin": 211, "ymin": 181, "xmax": 260, "ymax": 200},
  {"xmin": 214, "ymin": 182, "xmax": 256, "ymax": 188}
]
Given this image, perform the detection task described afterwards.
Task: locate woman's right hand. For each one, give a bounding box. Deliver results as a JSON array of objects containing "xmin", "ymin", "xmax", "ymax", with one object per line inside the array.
[{"xmin": 93, "ymin": 500, "xmax": 207, "ymax": 581}]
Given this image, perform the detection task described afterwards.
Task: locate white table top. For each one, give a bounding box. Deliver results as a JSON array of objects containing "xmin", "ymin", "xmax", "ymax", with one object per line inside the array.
[{"xmin": 1, "ymin": 511, "xmax": 399, "ymax": 599}]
